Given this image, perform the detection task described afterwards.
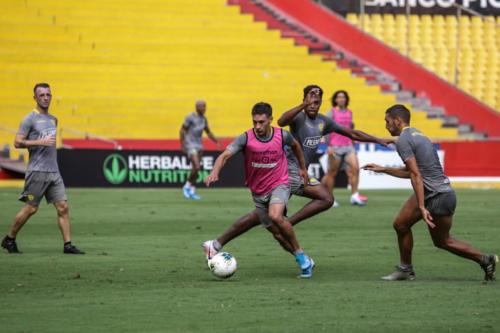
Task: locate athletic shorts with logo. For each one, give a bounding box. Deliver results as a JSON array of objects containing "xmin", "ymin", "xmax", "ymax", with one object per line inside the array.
[
  {"xmin": 252, "ymin": 184, "xmax": 290, "ymax": 227},
  {"xmin": 19, "ymin": 171, "xmax": 67, "ymax": 206},
  {"xmin": 425, "ymin": 190, "xmax": 456, "ymax": 217}
]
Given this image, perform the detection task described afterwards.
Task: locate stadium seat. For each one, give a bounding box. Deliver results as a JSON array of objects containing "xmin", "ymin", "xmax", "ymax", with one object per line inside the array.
[{"xmin": 346, "ymin": 13, "xmax": 500, "ymax": 112}]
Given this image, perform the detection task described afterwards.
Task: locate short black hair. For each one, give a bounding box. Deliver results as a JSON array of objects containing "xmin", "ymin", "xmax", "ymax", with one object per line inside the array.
[
  {"xmin": 386, "ymin": 104, "xmax": 411, "ymax": 124},
  {"xmin": 331, "ymin": 90, "xmax": 349, "ymax": 107},
  {"xmin": 303, "ymin": 84, "xmax": 323, "ymax": 99},
  {"xmin": 33, "ymin": 83, "xmax": 50, "ymax": 96},
  {"xmin": 252, "ymin": 102, "xmax": 272, "ymax": 117}
]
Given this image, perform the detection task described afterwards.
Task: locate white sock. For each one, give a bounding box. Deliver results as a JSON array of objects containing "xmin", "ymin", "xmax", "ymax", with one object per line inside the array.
[
  {"xmin": 352, "ymin": 192, "xmax": 359, "ymax": 198},
  {"xmin": 184, "ymin": 181, "xmax": 192, "ymax": 188}
]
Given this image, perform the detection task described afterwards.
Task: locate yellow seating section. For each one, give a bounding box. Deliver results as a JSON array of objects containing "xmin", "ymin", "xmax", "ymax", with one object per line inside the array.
[
  {"xmin": 347, "ymin": 13, "xmax": 500, "ymax": 112},
  {"xmin": 0, "ymin": 1, "xmax": 458, "ymax": 158}
]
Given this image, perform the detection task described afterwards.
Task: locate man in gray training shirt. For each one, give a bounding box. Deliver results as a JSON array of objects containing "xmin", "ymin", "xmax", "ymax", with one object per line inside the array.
[
  {"xmin": 180, "ymin": 100, "xmax": 220, "ymax": 200},
  {"xmin": 363, "ymin": 104, "xmax": 497, "ymax": 282},
  {"xmin": 1, "ymin": 83, "xmax": 84, "ymax": 254}
]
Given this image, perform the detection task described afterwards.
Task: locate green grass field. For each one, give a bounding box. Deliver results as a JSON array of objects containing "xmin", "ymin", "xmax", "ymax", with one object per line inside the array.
[{"xmin": 0, "ymin": 188, "xmax": 499, "ymax": 332}]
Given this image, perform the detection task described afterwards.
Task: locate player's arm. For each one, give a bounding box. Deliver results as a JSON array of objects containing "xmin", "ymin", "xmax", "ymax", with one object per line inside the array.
[
  {"xmin": 331, "ymin": 125, "xmax": 393, "ymax": 146},
  {"xmin": 290, "ymin": 139, "xmax": 309, "ymax": 186},
  {"xmin": 277, "ymin": 91, "xmax": 316, "ymax": 127},
  {"xmin": 204, "ymin": 149, "xmax": 235, "ymax": 187},
  {"xmin": 362, "ymin": 164, "xmax": 410, "ymax": 178},
  {"xmin": 204, "ymin": 124, "xmax": 222, "ymax": 150},
  {"xmin": 14, "ymin": 133, "xmax": 55, "ymax": 148},
  {"xmin": 179, "ymin": 124, "xmax": 188, "ymax": 150},
  {"xmin": 405, "ymin": 157, "xmax": 435, "ymax": 229}
]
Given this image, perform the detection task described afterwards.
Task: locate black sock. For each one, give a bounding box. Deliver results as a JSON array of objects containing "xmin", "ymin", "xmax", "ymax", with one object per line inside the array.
[
  {"xmin": 5, "ymin": 235, "xmax": 15, "ymax": 241},
  {"xmin": 64, "ymin": 241, "xmax": 72, "ymax": 247}
]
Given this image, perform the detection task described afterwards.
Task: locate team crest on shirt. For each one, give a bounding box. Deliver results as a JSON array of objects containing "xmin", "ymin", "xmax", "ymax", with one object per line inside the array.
[
  {"xmin": 50, "ymin": 119, "xmax": 56, "ymax": 126},
  {"xmin": 318, "ymin": 122, "xmax": 324, "ymax": 133}
]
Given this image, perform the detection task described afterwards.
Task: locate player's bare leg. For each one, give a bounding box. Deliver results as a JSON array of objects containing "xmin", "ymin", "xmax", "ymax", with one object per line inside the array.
[
  {"xmin": 188, "ymin": 152, "xmax": 202, "ymax": 185},
  {"xmin": 345, "ymin": 153, "xmax": 360, "ymax": 195},
  {"xmin": 393, "ymin": 194, "xmax": 422, "ymax": 265},
  {"xmin": 10, "ymin": 204, "xmax": 38, "ymax": 238},
  {"xmin": 268, "ymin": 203, "xmax": 300, "ymax": 252},
  {"xmin": 54, "ymin": 200, "xmax": 84, "ymax": 254},
  {"xmin": 185, "ymin": 152, "xmax": 202, "ymax": 199},
  {"xmin": 428, "ymin": 215, "xmax": 485, "ymax": 263},
  {"xmin": 1, "ymin": 204, "xmax": 38, "ymax": 253},
  {"xmin": 289, "ymin": 184, "xmax": 334, "ymax": 226},
  {"xmin": 268, "ymin": 202, "xmax": 312, "ymax": 278},
  {"xmin": 54, "ymin": 201, "xmax": 71, "ymax": 243},
  {"xmin": 218, "ymin": 211, "xmax": 260, "ymax": 247},
  {"xmin": 321, "ymin": 154, "xmax": 341, "ymax": 193},
  {"xmin": 382, "ymin": 195, "xmax": 421, "ymax": 281}
]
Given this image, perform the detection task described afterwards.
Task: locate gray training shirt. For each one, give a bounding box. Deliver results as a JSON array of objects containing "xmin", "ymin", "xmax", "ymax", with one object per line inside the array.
[
  {"xmin": 286, "ymin": 111, "xmax": 343, "ymax": 170},
  {"xmin": 18, "ymin": 110, "xmax": 59, "ymax": 173},
  {"xmin": 227, "ymin": 128, "xmax": 294, "ymax": 154},
  {"xmin": 396, "ymin": 127, "xmax": 452, "ymax": 199},
  {"xmin": 182, "ymin": 112, "xmax": 208, "ymax": 150}
]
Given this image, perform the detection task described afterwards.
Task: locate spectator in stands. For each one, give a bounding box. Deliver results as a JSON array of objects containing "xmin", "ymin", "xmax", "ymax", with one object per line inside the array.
[{"xmin": 180, "ymin": 100, "xmax": 220, "ymax": 200}]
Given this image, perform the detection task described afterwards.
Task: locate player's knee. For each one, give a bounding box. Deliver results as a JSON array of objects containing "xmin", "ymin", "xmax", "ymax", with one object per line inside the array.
[
  {"xmin": 322, "ymin": 193, "xmax": 334, "ymax": 208},
  {"xmin": 393, "ymin": 221, "xmax": 409, "ymax": 234},
  {"xmin": 56, "ymin": 202, "xmax": 69, "ymax": 216},
  {"xmin": 26, "ymin": 205, "xmax": 38, "ymax": 216},
  {"xmin": 268, "ymin": 212, "xmax": 283, "ymax": 225},
  {"xmin": 432, "ymin": 238, "xmax": 449, "ymax": 249}
]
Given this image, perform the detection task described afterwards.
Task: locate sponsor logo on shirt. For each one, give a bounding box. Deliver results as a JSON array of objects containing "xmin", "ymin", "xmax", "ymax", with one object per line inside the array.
[
  {"xmin": 303, "ymin": 136, "xmax": 321, "ymax": 148},
  {"xmin": 251, "ymin": 162, "xmax": 278, "ymax": 168}
]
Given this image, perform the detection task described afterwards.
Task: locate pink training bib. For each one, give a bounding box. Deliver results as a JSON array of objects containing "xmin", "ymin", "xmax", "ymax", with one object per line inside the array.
[
  {"xmin": 329, "ymin": 107, "xmax": 353, "ymax": 147},
  {"xmin": 244, "ymin": 127, "xmax": 288, "ymax": 195}
]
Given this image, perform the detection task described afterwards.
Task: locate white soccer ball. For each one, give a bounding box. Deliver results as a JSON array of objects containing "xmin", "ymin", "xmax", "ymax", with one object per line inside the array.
[{"xmin": 209, "ymin": 252, "xmax": 237, "ymax": 279}]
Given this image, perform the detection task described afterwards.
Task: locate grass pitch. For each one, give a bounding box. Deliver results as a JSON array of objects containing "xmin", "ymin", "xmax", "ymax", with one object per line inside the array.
[{"xmin": 0, "ymin": 188, "xmax": 499, "ymax": 332}]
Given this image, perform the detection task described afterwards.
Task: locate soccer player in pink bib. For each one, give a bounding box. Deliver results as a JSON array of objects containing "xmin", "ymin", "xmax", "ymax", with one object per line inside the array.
[
  {"xmin": 322, "ymin": 90, "xmax": 367, "ymax": 206},
  {"xmin": 205, "ymin": 102, "xmax": 314, "ymax": 278}
]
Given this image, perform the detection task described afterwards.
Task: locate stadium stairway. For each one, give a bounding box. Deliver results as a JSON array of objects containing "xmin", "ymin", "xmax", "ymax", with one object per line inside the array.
[{"xmin": 0, "ymin": 0, "xmax": 470, "ymax": 162}]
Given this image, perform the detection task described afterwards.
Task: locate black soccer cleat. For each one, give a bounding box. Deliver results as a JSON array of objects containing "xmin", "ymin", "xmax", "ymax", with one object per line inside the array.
[
  {"xmin": 480, "ymin": 254, "xmax": 498, "ymax": 281},
  {"xmin": 63, "ymin": 244, "xmax": 85, "ymax": 255},
  {"xmin": 1, "ymin": 235, "xmax": 21, "ymax": 254}
]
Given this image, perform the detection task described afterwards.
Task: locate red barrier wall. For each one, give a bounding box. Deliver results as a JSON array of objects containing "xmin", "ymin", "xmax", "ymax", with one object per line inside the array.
[
  {"xmin": 264, "ymin": 0, "xmax": 500, "ymax": 137},
  {"xmin": 441, "ymin": 141, "xmax": 500, "ymax": 176}
]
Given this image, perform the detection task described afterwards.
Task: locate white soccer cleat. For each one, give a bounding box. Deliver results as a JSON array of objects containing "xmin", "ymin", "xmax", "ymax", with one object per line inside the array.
[
  {"xmin": 203, "ymin": 240, "xmax": 218, "ymax": 260},
  {"xmin": 381, "ymin": 266, "xmax": 416, "ymax": 281},
  {"xmin": 350, "ymin": 194, "xmax": 367, "ymax": 206}
]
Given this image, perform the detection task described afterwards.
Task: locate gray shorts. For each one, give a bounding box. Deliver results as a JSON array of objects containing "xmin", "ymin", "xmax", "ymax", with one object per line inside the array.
[
  {"xmin": 425, "ymin": 191, "xmax": 456, "ymax": 217},
  {"xmin": 252, "ymin": 184, "xmax": 290, "ymax": 227},
  {"xmin": 184, "ymin": 145, "xmax": 202, "ymax": 158},
  {"xmin": 289, "ymin": 171, "xmax": 321, "ymax": 196},
  {"xmin": 19, "ymin": 171, "xmax": 67, "ymax": 206},
  {"xmin": 331, "ymin": 145, "xmax": 356, "ymax": 161}
]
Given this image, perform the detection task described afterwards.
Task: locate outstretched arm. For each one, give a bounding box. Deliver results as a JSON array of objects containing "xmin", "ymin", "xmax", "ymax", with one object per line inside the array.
[
  {"xmin": 362, "ymin": 164, "xmax": 410, "ymax": 179},
  {"xmin": 204, "ymin": 149, "xmax": 235, "ymax": 186},
  {"xmin": 205, "ymin": 125, "xmax": 221, "ymax": 150},
  {"xmin": 332, "ymin": 126, "xmax": 393, "ymax": 146},
  {"xmin": 14, "ymin": 133, "xmax": 55, "ymax": 149}
]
